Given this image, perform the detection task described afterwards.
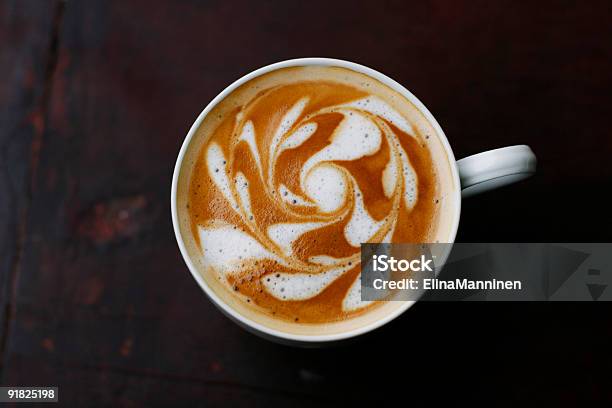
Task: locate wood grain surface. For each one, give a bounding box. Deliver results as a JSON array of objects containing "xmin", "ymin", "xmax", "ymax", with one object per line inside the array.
[{"xmin": 1, "ymin": 0, "xmax": 611, "ymax": 406}]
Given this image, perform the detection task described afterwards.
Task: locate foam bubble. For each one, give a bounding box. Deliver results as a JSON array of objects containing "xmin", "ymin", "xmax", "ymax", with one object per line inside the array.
[
  {"xmin": 234, "ymin": 172, "xmax": 254, "ymax": 220},
  {"xmin": 344, "ymin": 181, "xmax": 384, "ymax": 247},
  {"xmin": 262, "ymin": 265, "xmax": 349, "ymax": 301},
  {"xmin": 342, "ymin": 272, "xmax": 373, "ymax": 311},
  {"xmin": 278, "ymin": 184, "xmax": 315, "ymax": 207},
  {"xmin": 269, "ymin": 97, "xmax": 309, "ymax": 172},
  {"xmin": 267, "ymin": 222, "xmax": 327, "ymax": 256},
  {"xmin": 300, "ymin": 111, "xmax": 381, "ymax": 188},
  {"xmin": 206, "ymin": 143, "xmax": 237, "ymax": 210},
  {"xmin": 341, "ymin": 96, "xmax": 415, "ymax": 136},
  {"xmin": 308, "ymin": 255, "xmax": 351, "ymax": 265},
  {"xmin": 199, "ymin": 222, "xmax": 281, "ymax": 275},
  {"xmin": 382, "ymin": 219, "xmax": 397, "ymax": 243},
  {"xmin": 399, "ymin": 147, "xmax": 418, "ymax": 209},
  {"xmin": 238, "ymin": 121, "xmax": 262, "ymax": 173},
  {"xmin": 303, "ymin": 164, "xmax": 347, "ymax": 213},
  {"xmin": 279, "ymin": 122, "xmax": 317, "ymax": 151},
  {"xmin": 381, "ymin": 154, "xmax": 399, "ymax": 198}
]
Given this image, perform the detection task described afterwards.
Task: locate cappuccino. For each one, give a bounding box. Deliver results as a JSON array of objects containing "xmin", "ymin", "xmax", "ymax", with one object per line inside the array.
[{"xmin": 175, "ymin": 66, "xmax": 457, "ymax": 333}]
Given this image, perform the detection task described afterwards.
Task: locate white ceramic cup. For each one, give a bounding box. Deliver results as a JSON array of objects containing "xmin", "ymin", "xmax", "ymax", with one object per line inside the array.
[{"xmin": 171, "ymin": 58, "xmax": 536, "ymax": 346}]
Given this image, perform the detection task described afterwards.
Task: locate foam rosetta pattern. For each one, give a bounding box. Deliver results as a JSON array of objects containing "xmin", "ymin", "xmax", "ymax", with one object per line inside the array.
[{"xmin": 188, "ymin": 78, "xmax": 437, "ymax": 323}]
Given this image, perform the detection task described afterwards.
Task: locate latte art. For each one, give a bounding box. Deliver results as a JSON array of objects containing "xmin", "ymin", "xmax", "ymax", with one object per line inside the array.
[{"xmin": 185, "ymin": 67, "xmax": 442, "ymax": 324}]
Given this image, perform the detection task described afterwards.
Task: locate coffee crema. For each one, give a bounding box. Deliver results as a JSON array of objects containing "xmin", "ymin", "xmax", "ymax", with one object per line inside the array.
[{"xmin": 177, "ymin": 66, "xmax": 455, "ymax": 328}]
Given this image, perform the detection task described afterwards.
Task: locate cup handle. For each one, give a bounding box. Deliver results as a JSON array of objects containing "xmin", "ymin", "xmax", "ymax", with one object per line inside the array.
[{"xmin": 457, "ymin": 145, "xmax": 537, "ymax": 198}]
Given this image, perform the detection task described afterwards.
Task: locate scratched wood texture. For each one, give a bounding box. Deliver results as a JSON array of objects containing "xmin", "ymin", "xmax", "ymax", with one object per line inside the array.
[{"xmin": 1, "ymin": 0, "xmax": 611, "ymax": 406}]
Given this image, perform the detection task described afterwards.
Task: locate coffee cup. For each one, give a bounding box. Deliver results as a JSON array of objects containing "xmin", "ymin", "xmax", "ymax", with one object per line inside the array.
[{"xmin": 171, "ymin": 58, "xmax": 536, "ymax": 346}]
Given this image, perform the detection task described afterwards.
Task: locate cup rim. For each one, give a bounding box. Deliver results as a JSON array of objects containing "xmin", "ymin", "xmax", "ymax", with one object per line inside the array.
[{"xmin": 171, "ymin": 57, "xmax": 461, "ymax": 343}]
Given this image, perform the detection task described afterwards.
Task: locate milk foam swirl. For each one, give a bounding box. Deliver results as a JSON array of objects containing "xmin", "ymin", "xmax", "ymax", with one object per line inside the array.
[{"xmin": 189, "ymin": 80, "xmax": 437, "ymax": 322}]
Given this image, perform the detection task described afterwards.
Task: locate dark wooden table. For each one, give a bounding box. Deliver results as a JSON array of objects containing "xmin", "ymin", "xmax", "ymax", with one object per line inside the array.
[{"xmin": 1, "ymin": 0, "xmax": 611, "ymax": 406}]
